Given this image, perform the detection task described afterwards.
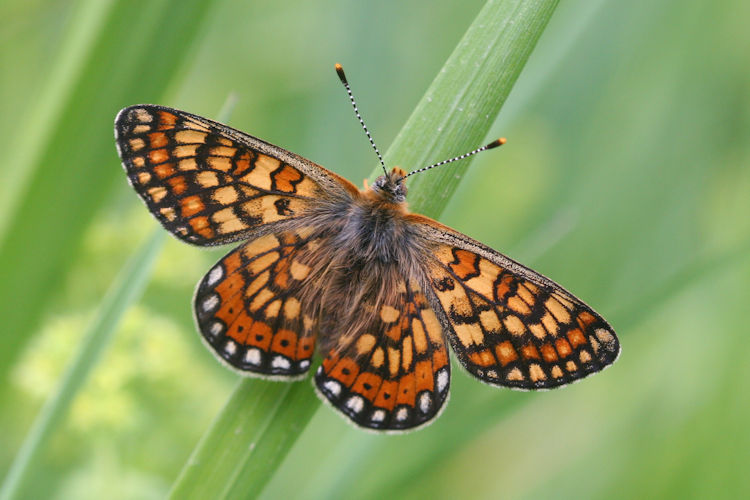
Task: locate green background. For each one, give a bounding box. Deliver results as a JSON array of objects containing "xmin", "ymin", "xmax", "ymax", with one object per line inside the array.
[{"xmin": 1, "ymin": 0, "xmax": 748, "ymax": 498}]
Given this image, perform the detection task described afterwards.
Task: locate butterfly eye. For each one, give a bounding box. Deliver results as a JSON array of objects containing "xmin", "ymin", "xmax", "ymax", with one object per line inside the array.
[{"xmin": 373, "ymin": 175, "xmax": 387, "ymax": 190}]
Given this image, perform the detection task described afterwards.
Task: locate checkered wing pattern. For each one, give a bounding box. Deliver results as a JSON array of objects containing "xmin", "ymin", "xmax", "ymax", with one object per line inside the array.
[
  {"xmin": 115, "ymin": 105, "xmax": 355, "ymax": 246},
  {"xmin": 314, "ymin": 279, "xmax": 450, "ymax": 431},
  {"xmin": 419, "ymin": 222, "xmax": 620, "ymax": 390},
  {"xmin": 194, "ymin": 227, "xmax": 320, "ymax": 378}
]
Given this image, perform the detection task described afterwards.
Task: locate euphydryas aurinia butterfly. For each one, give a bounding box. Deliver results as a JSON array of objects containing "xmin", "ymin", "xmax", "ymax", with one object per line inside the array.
[{"xmin": 114, "ymin": 64, "xmax": 620, "ymax": 432}]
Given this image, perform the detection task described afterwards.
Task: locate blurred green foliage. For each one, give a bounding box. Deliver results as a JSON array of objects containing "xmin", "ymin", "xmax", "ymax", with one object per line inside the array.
[{"xmin": 1, "ymin": 0, "xmax": 749, "ymax": 499}]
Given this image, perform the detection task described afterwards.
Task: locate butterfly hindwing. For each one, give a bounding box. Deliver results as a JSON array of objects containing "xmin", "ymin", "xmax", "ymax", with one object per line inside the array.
[
  {"xmin": 115, "ymin": 105, "xmax": 357, "ymax": 246},
  {"xmin": 314, "ymin": 278, "xmax": 450, "ymax": 431},
  {"xmin": 416, "ymin": 219, "xmax": 620, "ymax": 390},
  {"xmin": 194, "ymin": 226, "xmax": 320, "ymax": 378}
]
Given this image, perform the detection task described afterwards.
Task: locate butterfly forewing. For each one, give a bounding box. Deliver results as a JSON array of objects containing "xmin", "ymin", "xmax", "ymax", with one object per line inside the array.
[
  {"xmin": 115, "ymin": 105, "xmax": 341, "ymax": 246},
  {"xmin": 315, "ymin": 278, "xmax": 450, "ymax": 431},
  {"xmin": 194, "ymin": 226, "xmax": 321, "ymax": 377},
  {"xmin": 419, "ymin": 222, "xmax": 620, "ymax": 389}
]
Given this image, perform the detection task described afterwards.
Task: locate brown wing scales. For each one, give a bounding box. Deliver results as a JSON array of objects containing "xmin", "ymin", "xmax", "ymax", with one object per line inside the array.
[
  {"xmin": 428, "ymin": 244, "xmax": 619, "ymax": 389},
  {"xmin": 115, "ymin": 105, "xmax": 323, "ymax": 246}
]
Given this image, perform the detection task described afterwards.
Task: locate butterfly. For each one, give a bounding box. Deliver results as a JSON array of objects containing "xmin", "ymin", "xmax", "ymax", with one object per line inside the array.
[{"xmin": 114, "ymin": 64, "xmax": 620, "ymax": 432}]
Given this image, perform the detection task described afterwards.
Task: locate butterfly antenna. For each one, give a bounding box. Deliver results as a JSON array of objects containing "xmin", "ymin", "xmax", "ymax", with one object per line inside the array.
[
  {"xmin": 401, "ymin": 137, "xmax": 507, "ymax": 180},
  {"xmin": 335, "ymin": 63, "xmax": 388, "ymax": 176}
]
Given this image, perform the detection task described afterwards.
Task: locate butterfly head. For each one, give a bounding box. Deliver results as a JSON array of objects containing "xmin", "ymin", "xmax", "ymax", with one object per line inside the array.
[{"xmin": 372, "ymin": 167, "xmax": 408, "ymax": 203}]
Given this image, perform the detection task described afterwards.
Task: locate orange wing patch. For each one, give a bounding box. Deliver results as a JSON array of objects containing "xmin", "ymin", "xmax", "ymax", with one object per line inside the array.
[
  {"xmin": 194, "ymin": 227, "xmax": 319, "ymax": 377},
  {"xmin": 115, "ymin": 105, "xmax": 324, "ymax": 246},
  {"xmin": 314, "ymin": 279, "xmax": 450, "ymax": 431},
  {"xmin": 427, "ymin": 243, "xmax": 619, "ymax": 389}
]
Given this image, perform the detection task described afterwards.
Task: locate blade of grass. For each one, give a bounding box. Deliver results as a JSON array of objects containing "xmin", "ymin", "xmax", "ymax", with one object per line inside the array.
[
  {"xmin": 388, "ymin": 0, "xmax": 561, "ymax": 219},
  {"xmin": 0, "ymin": 0, "xmax": 114, "ymax": 240},
  {"xmin": 169, "ymin": 378, "xmax": 320, "ymax": 500},
  {"xmin": 0, "ymin": 0, "xmax": 220, "ymax": 396},
  {"xmin": 168, "ymin": 0, "xmax": 559, "ymax": 497},
  {"xmin": 0, "ymin": 230, "xmax": 165, "ymax": 500}
]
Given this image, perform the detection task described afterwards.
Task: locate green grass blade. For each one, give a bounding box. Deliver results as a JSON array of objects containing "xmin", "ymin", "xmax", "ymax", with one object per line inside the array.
[
  {"xmin": 0, "ymin": 230, "xmax": 165, "ymax": 500},
  {"xmin": 169, "ymin": 379, "xmax": 319, "ymax": 500},
  {"xmin": 0, "ymin": 0, "xmax": 219, "ymax": 395},
  {"xmin": 0, "ymin": 0, "xmax": 115, "ymax": 240},
  {"xmin": 387, "ymin": 0, "xmax": 560, "ymax": 218},
  {"xmin": 168, "ymin": 0, "xmax": 558, "ymax": 497}
]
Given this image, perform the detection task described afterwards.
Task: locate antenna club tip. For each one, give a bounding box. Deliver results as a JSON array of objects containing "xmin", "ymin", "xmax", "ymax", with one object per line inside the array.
[
  {"xmin": 487, "ymin": 137, "xmax": 507, "ymax": 149},
  {"xmin": 335, "ymin": 63, "xmax": 348, "ymax": 84}
]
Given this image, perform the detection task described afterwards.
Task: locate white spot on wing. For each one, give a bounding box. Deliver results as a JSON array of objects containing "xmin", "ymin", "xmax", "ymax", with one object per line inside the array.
[
  {"xmin": 209, "ymin": 322, "xmax": 223, "ymax": 336},
  {"xmin": 436, "ymin": 368, "xmax": 449, "ymax": 393},
  {"xmin": 418, "ymin": 392, "xmax": 431, "ymax": 413},
  {"xmin": 224, "ymin": 340, "xmax": 237, "ymax": 355},
  {"xmin": 207, "ymin": 265, "xmax": 224, "ymax": 286},
  {"xmin": 202, "ymin": 293, "xmax": 219, "ymax": 312},
  {"xmin": 371, "ymin": 409, "xmax": 386, "ymax": 422},
  {"xmin": 271, "ymin": 356, "xmax": 291, "ymax": 370},
  {"xmin": 346, "ymin": 396, "xmax": 365, "ymax": 414},
  {"xmin": 298, "ymin": 360, "xmax": 310, "ymax": 369},
  {"xmin": 323, "ymin": 380, "xmax": 341, "ymax": 397},
  {"xmin": 395, "ymin": 407, "xmax": 408, "ymax": 422},
  {"xmin": 245, "ymin": 348, "xmax": 261, "ymax": 365}
]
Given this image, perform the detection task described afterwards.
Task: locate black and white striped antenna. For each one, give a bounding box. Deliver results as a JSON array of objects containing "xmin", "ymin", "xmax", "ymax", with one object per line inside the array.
[
  {"xmin": 335, "ymin": 63, "xmax": 387, "ymax": 176},
  {"xmin": 335, "ymin": 63, "xmax": 506, "ymax": 182},
  {"xmin": 401, "ymin": 137, "xmax": 506, "ymax": 180}
]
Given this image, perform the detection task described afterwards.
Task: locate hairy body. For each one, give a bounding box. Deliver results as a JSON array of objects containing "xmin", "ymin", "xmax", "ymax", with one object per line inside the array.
[{"xmin": 289, "ymin": 168, "xmax": 434, "ymax": 355}]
